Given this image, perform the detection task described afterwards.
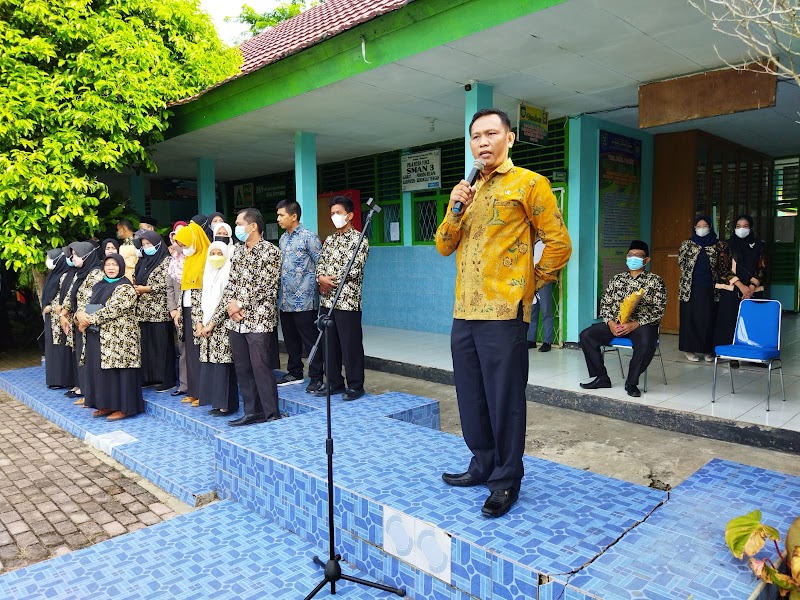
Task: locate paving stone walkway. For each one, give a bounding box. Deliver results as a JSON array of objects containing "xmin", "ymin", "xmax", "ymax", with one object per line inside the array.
[{"xmin": 0, "ymin": 349, "xmax": 190, "ymax": 574}]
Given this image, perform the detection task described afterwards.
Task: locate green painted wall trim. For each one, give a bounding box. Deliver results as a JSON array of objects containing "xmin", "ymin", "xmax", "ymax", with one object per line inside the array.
[{"xmin": 169, "ymin": 0, "xmax": 567, "ymax": 137}]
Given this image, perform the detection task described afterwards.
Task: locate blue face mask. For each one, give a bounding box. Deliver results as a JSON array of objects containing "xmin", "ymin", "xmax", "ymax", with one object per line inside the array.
[
  {"xmin": 626, "ymin": 256, "xmax": 645, "ymax": 271},
  {"xmin": 235, "ymin": 225, "xmax": 249, "ymax": 242},
  {"xmin": 143, "ymin": 244, "xmax": 159, "ymax": 256},
  {"xmin": 66, "ymin": 257, "xmax": 75, "ymax": 267},
  {"xmin": 104, "ymin": 276, "xmax": 123, "ymax": 283}
]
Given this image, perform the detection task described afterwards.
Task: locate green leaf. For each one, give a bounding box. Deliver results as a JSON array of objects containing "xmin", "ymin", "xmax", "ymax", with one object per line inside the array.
[{"xmin": 725, "ymin": 511, "xmax": 781, "ymax": 560}]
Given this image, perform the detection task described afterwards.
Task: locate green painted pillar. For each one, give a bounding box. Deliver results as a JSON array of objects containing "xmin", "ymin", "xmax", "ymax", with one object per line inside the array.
[
  {"xmin": 129, "ymin": 174, "xmax": 145, "ymax": 215},
  {"xmin": 464, "ymin": 81, "xmax": 493, "ymax": 173},
  {"xmin": 402, "ymin": 191, "xmax": 412, "ymax": 246},
  {"xmin": 197, "ymin": 157, "xmax": 216, "ymax": 216},
  {"xmin": 295, "ymin": 131, "xmax": 318, "ymax": 233}
]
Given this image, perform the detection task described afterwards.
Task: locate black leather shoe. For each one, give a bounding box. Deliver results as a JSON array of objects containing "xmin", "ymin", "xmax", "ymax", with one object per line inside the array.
[
  {"xmin": 64, "ymin": 390, "xmax": 80, "ymax": 398},
  {"xmin": 315, "ymin": 386, "xmax": 346, "ymax": 397},
  {"xmin": 171, "ymin": 389, "xmax": 186, "ymax": 397},
  {"xmin": 580, "ymin": 376, "xmax": 612, "ymax": 390},
  {"xmin": 481, "ymin": 489, "xmax": 519, "ymax": 518},
  {"xmin": 538, "ymin": 342, "xmax": 552, "ymax": 353},
  {"xmin": 265, "ymin": 414, "xmax": 282, "ymax": 423},
  {"xmin": 155, "ymin": 383, "xmax": 175, "ymax": 393},
  {"xmin": 342, "ymin": 388, "xmax": 365, "ymax": 401},
  {"xmin": 228, "ymin": 414, "xmax": 266, "ymax": 427},
  {"xmin": 625, "ymin": 384, "xmax": 641, "ymax": 398},
  {"xmin": 527, "ymin": 341, "xmax": 537, "ymax": 349},
  {"xmin": 305, "ymin": 379, "xmax": 324, "ymax": 394},
  {"xmin": 442, "ymin": 471, "xmax": 485, "ymax": 487}
]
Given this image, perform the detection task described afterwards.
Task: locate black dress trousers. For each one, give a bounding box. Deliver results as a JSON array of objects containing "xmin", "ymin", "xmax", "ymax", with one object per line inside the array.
[
  {"xmin": 280, "ymin": 310, "xmax": 324, "ymax": 381},
  {"xmin": 579, "ymin": 322, "xmax": 659, "ymax": 386},
  {"xmin": 229, "ymin": 330, "xmax": 279, "ymax": 419},
  {"xmin": 450, "ymin": 309, "xmax": 528, "ymax": 493}
]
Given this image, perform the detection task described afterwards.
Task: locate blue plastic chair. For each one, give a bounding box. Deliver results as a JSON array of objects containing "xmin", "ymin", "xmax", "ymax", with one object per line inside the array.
[
  {"xmin": 601, "ymin": 333, "xmax": 667, "ymax": 393},
  {"xmin": 712, "ymin": 299, "xmax": 785, "ymax": 410}
]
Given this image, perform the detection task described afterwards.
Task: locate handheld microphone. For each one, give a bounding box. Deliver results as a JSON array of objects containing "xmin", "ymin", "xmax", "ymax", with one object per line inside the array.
[{"xmin": 452, "ymin": 159, "xmax": 485, "ymax": 214}]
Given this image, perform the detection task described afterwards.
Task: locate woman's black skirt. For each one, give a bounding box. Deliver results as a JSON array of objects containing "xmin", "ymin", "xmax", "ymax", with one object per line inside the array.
[
  {"xmin": 182, "ymin": 307, "xmax": 201, "ymax": 397},
  {"xmin": 679, "ymin": 287, "xmax": 717, "ymax": 354},
  {"xmin": 199, "ymin": 361, "xmax": 239, "ymax": 412},
  {"xmin": 44, "ymin": 315, "xmax": 75, "ymax": 388},
  {"xmin": 139, "ymin": 321, "xmax": 176, "ymax": 386},
  {"xmin": 86, "ymin": 329, "xmax": 143, "ymax": 415},
  {"xmin": 714, "ymin": 289, "xmax": 764, "ymax": 348}
]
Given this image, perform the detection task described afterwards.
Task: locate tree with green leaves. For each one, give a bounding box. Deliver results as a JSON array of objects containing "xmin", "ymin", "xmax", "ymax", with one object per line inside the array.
[
  {"xmin": 226, "ymin": 0, "xmax": 318, "ymax": 39},
  {"xmin": 0, "ymin": 0, "xmax": 241, "ymax": 277}
]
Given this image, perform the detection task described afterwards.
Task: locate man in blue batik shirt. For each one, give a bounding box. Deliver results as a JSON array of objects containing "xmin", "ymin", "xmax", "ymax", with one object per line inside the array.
[{"xmin": 275, "ymin": 200, "xmax": 324, "ymax": 392}]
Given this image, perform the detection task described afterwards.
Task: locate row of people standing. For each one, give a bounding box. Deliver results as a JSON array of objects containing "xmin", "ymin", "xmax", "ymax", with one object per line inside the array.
[
  {"xmin": 41, "ymin": 197, "xmax": 370, "ymax": 426},
  {"xmin": 678, "ymin": 214, "xmax": 767, "ymax": 364}
]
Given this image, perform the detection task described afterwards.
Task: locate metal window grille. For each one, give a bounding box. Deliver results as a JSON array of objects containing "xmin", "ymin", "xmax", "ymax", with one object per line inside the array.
[{"xmin": 415, "ymin": 199, "xmax": 439, "ymax": 242}]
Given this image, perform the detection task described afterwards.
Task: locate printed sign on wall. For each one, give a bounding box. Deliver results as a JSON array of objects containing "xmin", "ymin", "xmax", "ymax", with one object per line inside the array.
[{"xmin": 401, "ymin": 149, "xmax": 441, "ymax": 192}]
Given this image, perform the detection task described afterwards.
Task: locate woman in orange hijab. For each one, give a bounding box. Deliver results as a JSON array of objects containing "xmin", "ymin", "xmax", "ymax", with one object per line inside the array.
[{"xmin": 173, "ymin": 222, "xmax": 210, "ymax": 404}]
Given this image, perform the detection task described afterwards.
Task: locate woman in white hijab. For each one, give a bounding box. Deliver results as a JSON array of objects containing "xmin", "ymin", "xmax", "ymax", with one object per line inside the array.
[
  {"xmin": 211, "ymin": 221, "xmax": 234, "ymax": 247},
  {"xmin": 195, "ymin": 241, "xmax": 239, "ymax": 415}
]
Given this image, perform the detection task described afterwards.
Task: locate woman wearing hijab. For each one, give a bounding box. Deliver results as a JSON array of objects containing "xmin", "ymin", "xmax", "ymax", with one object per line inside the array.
[
  {"xmin": 75, "ymin": 254, "xmax": 143, "ymax": 420},
  {"xmin": 191, "ymin": 213, "xmax": 213, "ymax": 242},
  {"xmin": 134, "ymin": 230, "xmax": 176, "ymax": 392},
  {"xmin": 42, "ymin": 249, "xmax": 75, "ymax": 389},
  {"xmin": 174, "ymin": 221, "xmax": 210, "ymax": 404},
  {"xmin": 102, "ymin": 238, "xmax": 120, "ymax": 258},
  {"xmin": 196, "ymin": 242, "xmax": 239, "ymax": 414},
  {"xmin": 714, "ymin": 215, "xmax": 768, "ymax": 362},
  {"xmin": 209, "ymin": 212, "xmax": 226, "ymax": 227},
  {"xmin": 677, "ymin": 215, "xmax": 728, "ymax": 362},
  {"xmin": 166, "ymin": 222, "xmax": 189, "ymax": 397},
  {"xmin": 58, "ymin": 241, "xmax": 103, "ymax": 403},
  {"xmin": 211, "ymin": 221, "xmax": 233, "ymax": 247}
]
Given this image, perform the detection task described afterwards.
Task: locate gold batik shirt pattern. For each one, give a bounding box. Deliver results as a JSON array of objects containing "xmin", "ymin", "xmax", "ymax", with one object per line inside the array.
[
  {"xmin": 212, "ymin": 239, "xmax": 281, "ymax": 333},
  {"xmin": 135, "ymin": 258, "xmax": 172, "ymax": 322},
  {"xmin": 86, "ymin": 285, "xmax": 141, "ymax": 369},
  {"xmin": 49, "ymin": 273, "xmax": 69, "ymax": 346},
  {"xmin": 599, "ymin": 271, "xmax": 667, "ymax": 327},
  {"xmin": 315, "ymin": 228, "xmax": 369, "ymax": 311},
  {"xmin": 435, "ymin": 159, "xmax": 571, "ymax": 322},
  {"xmin": 677, "ymin": 240, "xmax": 727, "ymax": 302},
  {"xmin": 199, "ymin": 302, "xmax": 234, "ymax": 365},
  {"xmin": 65, "ymin": 269, "xmax": 104, "ymax": 349}
]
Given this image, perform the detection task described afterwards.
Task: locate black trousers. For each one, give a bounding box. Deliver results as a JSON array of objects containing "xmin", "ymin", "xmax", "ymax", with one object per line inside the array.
[
  {"xmin": 182, "ymin": 307, "xmax": 201, "ymax": 397},
  {"xmin": 324, "ymin": 309, "xmax": 364, "ymax": 392},
  {"xmin": 579, "ymin": 322, "xmax": 659, "ymax": 386},
  {"xmin": 229, "ymin": 330, "xmax": 279, "ymax": 418},
  {"xmin": 280, "ymin": 310, "xmax": 323, "ymax": 381},
  {"xmin": 451, "ymin": 311, "xmax": 528, "ymax": 493}
]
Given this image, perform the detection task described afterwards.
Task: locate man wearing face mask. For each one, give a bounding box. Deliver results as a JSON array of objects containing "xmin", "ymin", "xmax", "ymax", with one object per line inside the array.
[
  {"xmin": 314, "ymin": 196, "xmax": 369, "ymax": 401},
  {"xmin": 207, "ymin": 208, "xmax": 282, "ymax": 426},
  {"xmin": 579, "ymin": 240, "xmax": 667, "ymax": 398}
]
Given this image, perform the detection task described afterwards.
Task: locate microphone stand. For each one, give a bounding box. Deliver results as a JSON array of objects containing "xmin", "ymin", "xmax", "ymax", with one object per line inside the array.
[{"xmin": 304, "ymin": 198, "xmax": 405, "ymax": 599}]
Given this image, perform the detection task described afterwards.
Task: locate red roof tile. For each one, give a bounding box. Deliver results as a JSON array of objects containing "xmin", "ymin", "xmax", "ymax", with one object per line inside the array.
[{"xmin": 176, "ymin": 0, "xmax": 411, "ymax": 105}]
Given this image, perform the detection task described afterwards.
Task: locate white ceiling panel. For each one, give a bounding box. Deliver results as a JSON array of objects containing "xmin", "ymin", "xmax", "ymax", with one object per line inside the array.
[
  {"xmin": 522, "ymin": 50, "xmax": 638, "ymax": 93},
  {"xmin": 590, "ymin": 37, "xmax": 700, "ymax": 82},
  {"xmin": 395, "ymin": 45, "xmax": 512, "ymax": 83}
]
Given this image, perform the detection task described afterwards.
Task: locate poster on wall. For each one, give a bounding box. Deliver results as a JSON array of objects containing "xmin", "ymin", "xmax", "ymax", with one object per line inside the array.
[
  {"xmin": 401, "ymin": 149, "xmax": 441, "ymax": 192},
  {"xmin": 233, "ymin": 183, "xmax": 254, "ymax": 209},
  {"xmin": 597, "ymin": 131, "xmax": 642, "ymax": 316},
  {"xmin": 517, "ymin": 103, "xmax": 548, "ymax": 146}
]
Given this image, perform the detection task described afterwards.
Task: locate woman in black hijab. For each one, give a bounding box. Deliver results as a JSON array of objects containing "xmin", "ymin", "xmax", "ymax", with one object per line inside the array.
[
  {"xmin": 75, "ymin": 254, "xmax": 143, "ymax": 420},
  {"xmin": 59, "ymin": 241, "xmax": 103, "ymax": 402},
  {"xmin": 191, "ymin": 213, "xmax": 213, "ymax": 241},
  {"xmin": 208, "ymin": 212, "xmax": 225, "ymax": 227},
  {"xmin": 714, "ymin": 215, "xmax": 768, "ymax": 355},
  {"xmin": 677, "ymin": 215, "xmax": 727, "ymax": 362},
  {"xmin": 101, "ymin": 238, "xmax": 120, "ymax": 258},
  {"xmin": 42, "ymin": 249, "xmax": 75, "ymax": 389},
  {"xmin": 133, "ymin": 230, "xmax": 176, "ymax": 391}
]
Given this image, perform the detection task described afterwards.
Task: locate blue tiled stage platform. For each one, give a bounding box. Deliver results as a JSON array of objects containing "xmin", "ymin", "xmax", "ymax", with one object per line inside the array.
[{"xmin": 1, "ymin": 366, "xmax": 793, "ymax": 599}]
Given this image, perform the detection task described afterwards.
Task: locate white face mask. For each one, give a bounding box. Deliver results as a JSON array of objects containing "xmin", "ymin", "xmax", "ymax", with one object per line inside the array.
[
  {"xmin": 695, "ymin": 227, "xmax": 710, "ymax": 238},
  {"xmin": 735, "ymin": 227, "xmax": 750, "ymax": 239},
  {"xmin": 331, "ymin": 214, "xmax": 348, "ymax": 229},
  {"xmin": 72, "ymin": 256, "xmax": 84, "ymax": 268},
  {"xmin": 182, "ymin": 246, "xmax": 196, "ymax": 257},
  {"xmin": 46, "ymin": 258, "xmax": 55, "ymax": 270}
]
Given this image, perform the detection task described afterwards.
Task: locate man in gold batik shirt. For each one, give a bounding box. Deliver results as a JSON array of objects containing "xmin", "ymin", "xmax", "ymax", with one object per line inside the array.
[{"xmin": 436, "ymin": 108, "xmax": 571, "ymax": 518}]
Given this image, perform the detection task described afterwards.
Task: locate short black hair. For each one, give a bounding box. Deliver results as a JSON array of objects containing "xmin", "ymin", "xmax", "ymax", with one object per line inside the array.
[
  {"xmin": 276, "ymin": 199, "xmax": 302, "ymax": 221},
  {"xmin": 329, "ymin": 195, "xmax": 354, "ymax": 214},
  {"xmin": 117, "ymin": 218, "xmax": 135, "ymax": 232},
  {"xmin": 238, "ymin": 207, "xmax": 264, "ymax": 235},
  {"xmin": 469, "ymin": 108, "xmax": 512, "ymax": 135}
]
